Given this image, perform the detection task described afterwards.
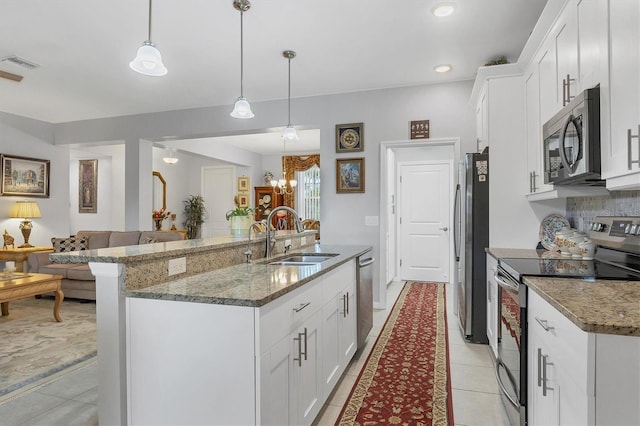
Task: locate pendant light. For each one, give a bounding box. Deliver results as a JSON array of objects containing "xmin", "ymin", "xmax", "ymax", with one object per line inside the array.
[
  {"xmin": 282, "ymin": 50, "xmax": 299, "ymax": 141},
  {"xmin": 230, "ymin": 0, "xmax": 254, "ymax": 119},
  {"xmin": 130, "ymin": 0, "xmax": 168, "ymax": 76},
  {"xmin": 162, "ymin": 147, "xmax": 178, "ymax": 164}
]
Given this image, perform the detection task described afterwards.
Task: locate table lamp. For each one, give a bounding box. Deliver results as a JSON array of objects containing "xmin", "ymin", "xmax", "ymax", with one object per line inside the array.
[{"xmin": 9, "ymin": 201, "xmax": 41, "ymax": 248}]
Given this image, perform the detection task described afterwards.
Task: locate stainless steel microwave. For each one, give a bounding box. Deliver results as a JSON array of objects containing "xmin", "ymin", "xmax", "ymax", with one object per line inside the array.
[{"xmin": 542, "ymin": 86, "xmax": 602, "ymax": 185}]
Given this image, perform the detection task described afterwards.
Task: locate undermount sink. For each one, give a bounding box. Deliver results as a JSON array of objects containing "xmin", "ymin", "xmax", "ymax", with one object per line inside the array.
[{"xmin": 268, "ymin": 253, "xmax": 338, "ymax": 266}]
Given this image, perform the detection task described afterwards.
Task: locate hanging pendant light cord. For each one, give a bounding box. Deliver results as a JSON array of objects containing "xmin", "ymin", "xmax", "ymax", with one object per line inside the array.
[
  {"xmin": 147, "ymin": 0, "xmax": 152, "ymax": 41},
  {"xmin": 240, "ymin": 10, "xmax": 244, "ymax": 97},
  {"xmin": 287, "ymin": 55, "xmax": 292, "ymax": 126}
]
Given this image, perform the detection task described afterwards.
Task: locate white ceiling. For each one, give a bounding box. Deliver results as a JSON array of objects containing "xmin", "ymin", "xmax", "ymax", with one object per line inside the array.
[{"xmin": 1, "ymin": 0, "xmax": 547, "ymax": 155}]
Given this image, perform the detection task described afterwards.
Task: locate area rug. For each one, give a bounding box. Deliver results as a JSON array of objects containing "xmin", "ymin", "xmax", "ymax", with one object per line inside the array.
[
  {"xmin": 0, "ymin": 297, "xmax": 96, "ymax": 403},
  {"xmin": 336, "ymin": 282, "xmax": 454, "ymax": 426}
]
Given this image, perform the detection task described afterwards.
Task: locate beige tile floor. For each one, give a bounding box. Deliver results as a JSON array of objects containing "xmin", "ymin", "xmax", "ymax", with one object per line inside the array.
[{"xmin": 0, "ymin": 281, "xmax": 510, "ymax": 426}]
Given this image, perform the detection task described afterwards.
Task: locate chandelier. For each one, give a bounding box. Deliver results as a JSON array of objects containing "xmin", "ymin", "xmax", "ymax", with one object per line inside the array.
[{"xmin": 270, "ymin": 140, "xmax": 297, "ymax": 195}]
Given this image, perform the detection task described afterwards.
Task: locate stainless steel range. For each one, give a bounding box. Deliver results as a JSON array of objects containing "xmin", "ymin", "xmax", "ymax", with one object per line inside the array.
[{"xmin": 493, "ymin": 216, "xmax": 640, "ymax": 425}]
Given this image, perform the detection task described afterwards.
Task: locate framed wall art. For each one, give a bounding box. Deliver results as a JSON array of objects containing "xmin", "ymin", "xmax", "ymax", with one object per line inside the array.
[
  {"xmin": 410, "ymin": 120, "xmax": 430, "ymax": 139},
  {"xmin": 237, "ymin": 176, "xmax": 250, "ymax": 192},
  {"xmin": 336, "ymin": 158, "xmax": 365, "ymax": 193},
  {"xmin": 0, "ymin": 154, "xmax": 50, "ymax": 197},
  {"xmin": 237, "ymin": 193, "xmax": 249, "ymax": 208},
  {"xmin": 335, "ymin": 122, "xmax": 364, "ymax": 152},
  {"xmin": 79, "ymin": 159, "xmax": 98, "ymax": 213}
]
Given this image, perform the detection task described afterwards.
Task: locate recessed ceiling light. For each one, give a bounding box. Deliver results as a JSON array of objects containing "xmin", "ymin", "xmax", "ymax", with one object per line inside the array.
[
  {"xmin": 432, "ymin": 2, "xmax": 456, "ymax": 17},
  {"xmin": 434, "ymin": 64, "xmax": 452, "ymax": 73}
]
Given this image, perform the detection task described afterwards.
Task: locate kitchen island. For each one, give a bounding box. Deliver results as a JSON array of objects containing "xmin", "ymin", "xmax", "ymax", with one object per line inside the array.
[{"xmin": 50, "ymin": 232, "xmax": 371, "ymax": 425}]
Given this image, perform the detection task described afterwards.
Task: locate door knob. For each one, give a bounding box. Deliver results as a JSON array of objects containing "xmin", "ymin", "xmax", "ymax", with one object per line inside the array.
[{"xmin": 440, "ymin": 227, "xmax": 448, "ymax": 231}]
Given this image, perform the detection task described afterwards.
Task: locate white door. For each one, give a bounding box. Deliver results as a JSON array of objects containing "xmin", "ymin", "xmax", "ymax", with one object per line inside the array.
[
  {"xmin": 202, "ymin": 166, "xmax": 235, "ymax": 237},
  {"xmin": 398, "ymin": 162, "xmax": 450, "ymax": 282}
]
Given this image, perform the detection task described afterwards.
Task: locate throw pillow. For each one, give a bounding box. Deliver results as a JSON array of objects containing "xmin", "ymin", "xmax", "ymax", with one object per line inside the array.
[{"xmin": 51, "ymin": 237, "xmax": 88, "ymax": 253}]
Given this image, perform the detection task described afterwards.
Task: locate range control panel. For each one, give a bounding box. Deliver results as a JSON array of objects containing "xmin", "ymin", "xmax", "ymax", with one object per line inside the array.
[{"xmin": 590, "ymin": 216, "xmax": 640, "ymax": 253}]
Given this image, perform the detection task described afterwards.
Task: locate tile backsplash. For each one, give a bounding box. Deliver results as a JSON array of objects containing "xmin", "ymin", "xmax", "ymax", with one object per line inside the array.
[{"xmin": 566, "ymin": 190, "xmax": 640, "ymax": 232}]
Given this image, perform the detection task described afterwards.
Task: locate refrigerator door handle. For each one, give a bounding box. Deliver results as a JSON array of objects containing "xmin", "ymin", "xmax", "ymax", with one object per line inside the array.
[{"xmin": 453, "ymin": 183, "xmax": 461, "ymax": 261}]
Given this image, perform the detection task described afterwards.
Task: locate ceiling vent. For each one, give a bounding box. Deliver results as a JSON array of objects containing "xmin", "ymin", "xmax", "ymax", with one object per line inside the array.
[{"xmin": 1, "ymin": 55, "xmax": 40, "ymax": 70}]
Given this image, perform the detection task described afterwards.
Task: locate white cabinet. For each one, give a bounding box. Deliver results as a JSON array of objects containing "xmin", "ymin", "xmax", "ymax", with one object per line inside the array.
[
  {"xmin": 321, "ymin": 262, "xmax": 357, "ymax": 393},
  {"xmin": 601, "ymin": 0, "xmax": 640, "ymax": 190},
  {"xmin": 485, "ymin": 254, "xmax": 498, "ymax": 358},
  {"xmin": 476, "ymin": 87, "xmax": 489, "ymax": 153},
  {"xmin": 527, "ymin": 289, "xmax": 640, "ymax": 426},
  {"xmin": 554, "ymin": 1, "xmax": 579, "ymax": 109}
]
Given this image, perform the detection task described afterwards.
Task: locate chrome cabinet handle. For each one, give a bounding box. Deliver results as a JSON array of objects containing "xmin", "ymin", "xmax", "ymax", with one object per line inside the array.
[
  {"xmin": 293, "ymin": 333, "xmax": 303, "ymax": 367},
  {"xmin": 346, "ymin": 292, "xmax": 349, "ymax": 316},
  {"xmin": 537, "ymin": 348, "xmax": 543, "ymax": 388},
  {"xmin": 293, "ymin": 302, "xmax": 310, "ymax": 313},
  {"xmin": 342, "ymin": 294, "xmax": 347, "ymax": 318},
  {"xmin": 562, "ymin": 74, "xmax": 575, "ymax": 106},
  {"xmin": 535, "ymin": 316, "xmax": 554, "ymax": 332},
  {"xmin": 301, "ymin": 328, "xmax": 308, "ymax": 362},
  {"xmin": 628, "ymin": 125, "xmax": 640, "ymax": 170},
  {"xmin": 293, "ymin": 327, "xmax": 308, "ymax": 367},
  {"xmin": 542, "ymin": 354, "xmax": 554, "ymax": 396},
  {"xmin": 529, "ymin": 171, "xmax": 538, "ymax": 193}
]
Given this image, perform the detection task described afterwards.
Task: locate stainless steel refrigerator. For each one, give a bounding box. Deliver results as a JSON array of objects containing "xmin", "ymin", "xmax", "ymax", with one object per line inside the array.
[{"xmin": 454, "ymin": 152, "xmax": 489, "ymax": 344}]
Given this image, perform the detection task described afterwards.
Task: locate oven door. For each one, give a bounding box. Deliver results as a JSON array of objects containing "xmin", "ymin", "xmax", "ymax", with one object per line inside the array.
[{"xmin": 494, "ymin": 267, "xmax": 526, "ymax": 425}]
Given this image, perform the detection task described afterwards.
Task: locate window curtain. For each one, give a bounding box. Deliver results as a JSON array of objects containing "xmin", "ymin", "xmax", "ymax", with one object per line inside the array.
[{"xmin": 282, "ymin": 154, "xmax": 320, "ymax": 228}]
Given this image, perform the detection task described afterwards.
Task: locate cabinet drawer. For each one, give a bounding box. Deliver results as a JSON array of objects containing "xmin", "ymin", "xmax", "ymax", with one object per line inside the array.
[
  {"xmin": 260, "ymin": 280, "xmax": 322, "ymax": 352},
  {"xmin": 321, "ymin": 261, "xmax": 355, "ymax": 305},
  {"xmin": 529, "ymin": 290, "xmax": 593, "ymax": 387}
]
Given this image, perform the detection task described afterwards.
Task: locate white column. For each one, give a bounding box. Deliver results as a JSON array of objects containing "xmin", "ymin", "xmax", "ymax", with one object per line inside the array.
[{"xmin": 89, "ymin": 262, "xmax": 127, "ymax": 426}]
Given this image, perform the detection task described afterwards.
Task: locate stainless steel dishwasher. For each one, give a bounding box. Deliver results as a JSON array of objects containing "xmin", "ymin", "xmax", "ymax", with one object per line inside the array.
[{"xmin": 356, "ymin": 253, "xmax": 374, "ymax": 350}]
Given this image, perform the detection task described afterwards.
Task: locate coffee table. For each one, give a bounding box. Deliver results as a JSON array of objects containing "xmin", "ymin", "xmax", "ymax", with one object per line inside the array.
[{"xmin": 0, "ymin": 273, "xmax": 64, "ymax": 322}]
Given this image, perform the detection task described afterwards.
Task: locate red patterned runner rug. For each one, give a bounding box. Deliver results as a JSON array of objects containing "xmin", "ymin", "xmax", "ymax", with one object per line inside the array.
[{"xmin": 335, "ymin": 282, "xmax": 454, "ymax": 426}]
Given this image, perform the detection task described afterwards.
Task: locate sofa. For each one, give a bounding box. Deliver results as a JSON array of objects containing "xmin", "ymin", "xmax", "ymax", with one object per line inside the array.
[{"xmin": 27, "ymin": 230, "xmax": 184, "ymax": 300}]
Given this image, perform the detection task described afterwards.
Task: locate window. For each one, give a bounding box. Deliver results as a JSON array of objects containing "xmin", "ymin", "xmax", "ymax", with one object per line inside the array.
[{"xmin": 296, "ymin": 165, "xmax": 320, "ymax": 220}]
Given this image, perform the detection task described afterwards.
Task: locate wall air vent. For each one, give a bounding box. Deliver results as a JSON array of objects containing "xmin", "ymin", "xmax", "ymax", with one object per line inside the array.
[{"xmin": 1, "ymin": 55, "xmax": 40, "ymax": 70}]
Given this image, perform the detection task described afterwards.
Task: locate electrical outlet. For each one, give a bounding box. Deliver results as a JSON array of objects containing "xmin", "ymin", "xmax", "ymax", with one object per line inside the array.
[
  {"xmin": 301, "ymin": 237, "xmax": 307, "ymax": 246},
  {"xmin": 168, "ymin": 257, "xmax": 186, "ymax": 276}
]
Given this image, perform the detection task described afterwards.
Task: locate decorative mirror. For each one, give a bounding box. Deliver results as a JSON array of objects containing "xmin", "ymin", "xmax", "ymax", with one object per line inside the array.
[{"xmin": 152, "ymin": 171, "xmax": 166, "ymax": 211}]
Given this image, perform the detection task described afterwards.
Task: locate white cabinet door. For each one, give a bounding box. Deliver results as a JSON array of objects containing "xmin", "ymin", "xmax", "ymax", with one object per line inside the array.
[
  {"xmin": 602, "ymin": 0, "xmax": 640, "ymax": 189},
  {"xmin": 260, "ymin": 334, "xmax": 296, "ymax": 426},
  {"xmin": 293, "ymin": 309, "xmax": 323, "ymax": 425},
  {"xmin": 485, "ymin": 255, "xmax": 498, "ymax": 358},
  {"xmin": 339, "ymin": 280, "xmax": 357, "ymax": 367},
  {"xmin": 476, "ymin": 86, "xmax": 488, "ymax": 152},
  {"xmin": 555, "ymin": 0, "xmax": 579, "ymax": 107},
  {"xmin": 538, "ymin": 44, "xmax": 558, "ymax": 125},
  {"xmin": 577, "ymin": 0, "xmax": 606, "ymax": 91}
]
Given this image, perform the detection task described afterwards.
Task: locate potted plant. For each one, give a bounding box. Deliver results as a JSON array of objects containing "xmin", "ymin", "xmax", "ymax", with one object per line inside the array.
[
  {"xmin": 226, "ymin": 196, "xmax": 254, "ymax": 237},
  {"xmin": 183, "ymin": 195, "xmax": 206, "ymax": 239}
]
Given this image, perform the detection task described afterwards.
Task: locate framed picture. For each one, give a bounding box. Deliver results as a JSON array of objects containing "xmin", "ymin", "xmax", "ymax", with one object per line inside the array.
[
  {"xmin": 410, "ymin": 120, "xmax": 430, "ymax": 139},
  {"xmin": 79, "ymin": 159, "xmax": 98, "ymax": 213},
  {"xmin": 237, "ymin": 176, "xmax": 250, "ymax": 192},
  {"xmin": 1, "ymin": 154, "xmax": 50, "ymax": 197},
  {"xmin": 336, "ymin": 122, "xmax": 364, "ymax": 152},
  {"xmin": 237, "ymin": 193, "xmax": 249, "ymax": 208},
  {"xmin": 336, "ymin": 158, "xmax": 365, "ymax": 193}
]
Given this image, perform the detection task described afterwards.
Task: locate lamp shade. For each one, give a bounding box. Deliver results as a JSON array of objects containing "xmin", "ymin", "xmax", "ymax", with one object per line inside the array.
[
  {"xmin": 10, "ymin": 201, "xmax": 41, "ymax": 219},
  {"xmin": 230, "ymin": 97, "xmax": 255, "ymax": 119},
  {"xmin": 129, "ymin": 41, "xmax": 168, "ymax": 76}
]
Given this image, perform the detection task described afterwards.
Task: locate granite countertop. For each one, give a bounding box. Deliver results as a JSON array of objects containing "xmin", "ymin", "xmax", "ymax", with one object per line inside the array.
[
  {"xmin": 49, "ymin": 230, "xmax": 315, "ymax": 264},
  {"xmin": 524, "ymin": 276, "xmax": 640, "ymax": 337},
  {"xmin": 124, "ymin": 244, "xmax": 372, "ymax": 307},
  {"xmin": 486, "ymin": 248, "xmax": 565, "ymax": 259}
]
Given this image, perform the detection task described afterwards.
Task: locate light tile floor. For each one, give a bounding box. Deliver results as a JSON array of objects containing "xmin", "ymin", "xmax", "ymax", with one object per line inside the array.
[{"xmin": 0, "ymin": 281, "xmax": 510, "ymax": 426}]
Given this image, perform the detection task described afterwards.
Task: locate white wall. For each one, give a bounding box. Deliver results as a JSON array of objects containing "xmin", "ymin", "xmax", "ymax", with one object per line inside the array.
[{"xmin": 0, "ymin": 112, "xmax": 70, "ymax": 247}]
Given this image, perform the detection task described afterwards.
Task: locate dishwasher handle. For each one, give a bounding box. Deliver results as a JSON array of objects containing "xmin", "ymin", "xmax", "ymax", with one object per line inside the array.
[{"xmin": 359, "ymin": 257, "xmax": 374, "ymax": 267}]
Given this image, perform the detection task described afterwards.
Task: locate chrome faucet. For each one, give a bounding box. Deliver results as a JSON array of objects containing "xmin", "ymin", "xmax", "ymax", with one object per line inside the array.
[
  {"xmin": 244, "ymin": 221, "xmax": 261, "ymax": 263},
  {"xmin": 265, "ymin": 206, "xmax": 303, "ymax": 258}
]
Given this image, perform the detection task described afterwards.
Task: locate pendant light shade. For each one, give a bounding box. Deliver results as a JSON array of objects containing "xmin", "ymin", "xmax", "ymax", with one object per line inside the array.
[
  {"xmin": 162, "ymin": 147, "xmax": 178, "ymax": 164},
  {"xmin": 130, "ymin": 41, "xmax": 167, "ymax": 76},
  {"xmin": 130, "ymin": 0, "xmax": 167, "ymax": 77},
  {"xmin": 282, "ymin": 50, "xmax": 299, "ymax": 141},
  {"xmin": 230, "ymin": 0, "xmax": 254, "ymax": 119}
]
